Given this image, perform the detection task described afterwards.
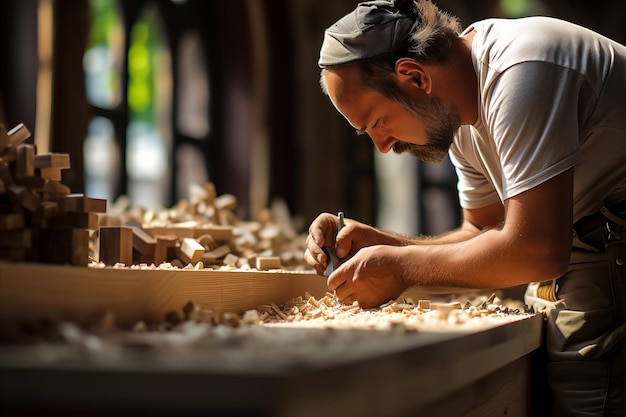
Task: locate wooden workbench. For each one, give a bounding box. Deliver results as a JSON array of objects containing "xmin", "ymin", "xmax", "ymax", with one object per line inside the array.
[{"xmin": 0, "ymin": 262, "xmax": 545, "ymax": 417}]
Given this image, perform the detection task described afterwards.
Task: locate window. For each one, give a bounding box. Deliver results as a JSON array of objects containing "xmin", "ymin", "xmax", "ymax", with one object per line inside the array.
[{"xmin": 83, "ymin": 0, "xmax": 213, "ymax": 209}]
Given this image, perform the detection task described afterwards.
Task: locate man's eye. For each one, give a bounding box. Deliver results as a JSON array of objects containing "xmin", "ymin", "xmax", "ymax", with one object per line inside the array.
[{"xmin": 372, "ymin": 118, "xmax": 382, "ymax": 128}]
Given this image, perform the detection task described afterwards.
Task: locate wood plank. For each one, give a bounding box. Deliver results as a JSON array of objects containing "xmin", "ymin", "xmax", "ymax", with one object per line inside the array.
[
  {"xmin": 34, "ymin": 153, "xmax": 70, "ymax": 169},
  {"xmin": 144, "ymin": 226, "xmax": 234, "ymax": 241},
  {"xmin": 0, "ymin": 262, "xmax": 327, "ymax": 327}
]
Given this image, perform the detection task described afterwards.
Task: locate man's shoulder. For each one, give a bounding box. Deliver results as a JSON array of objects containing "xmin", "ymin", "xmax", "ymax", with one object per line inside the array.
[{"xmin": 470, "ymin": 16, "xmax": 620, "ymax": 74}]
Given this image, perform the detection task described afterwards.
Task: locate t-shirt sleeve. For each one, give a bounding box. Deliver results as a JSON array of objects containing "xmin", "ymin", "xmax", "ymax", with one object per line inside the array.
[
  {"xmin": 484, "ymin": 61, "xmax": 583, "ymax": 200},
  {"xmin": 449, "ymin": 133, "xmax": 502, "ymax": 209}
]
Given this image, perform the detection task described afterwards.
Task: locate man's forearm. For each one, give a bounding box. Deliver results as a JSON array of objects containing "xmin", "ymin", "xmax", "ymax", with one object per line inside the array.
[{"xmin": 377, "ymin": 221, "xmax": 480, "ymax": 246}]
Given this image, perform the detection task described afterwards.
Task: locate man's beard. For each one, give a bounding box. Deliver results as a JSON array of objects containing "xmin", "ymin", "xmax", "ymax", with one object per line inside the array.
[{"xmin": 391, "ymin": 94, "xmax": 460, "ymax": 163}]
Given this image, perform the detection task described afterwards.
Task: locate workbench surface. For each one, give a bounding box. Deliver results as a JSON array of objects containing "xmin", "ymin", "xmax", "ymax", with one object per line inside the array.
[{"xmin": 0, "ymin": 313, "xmax": 543, "ymax": 417}]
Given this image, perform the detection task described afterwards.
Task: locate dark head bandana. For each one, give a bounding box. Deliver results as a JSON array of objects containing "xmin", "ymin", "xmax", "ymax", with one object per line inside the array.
[{"xmin": 318, "ymin": 0, "xmax": 418, "ymax": 68}]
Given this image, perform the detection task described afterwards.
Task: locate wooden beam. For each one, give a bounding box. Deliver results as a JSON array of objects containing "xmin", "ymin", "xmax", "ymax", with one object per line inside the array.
[{"xmin": 0, "ymin": 262, "xmax": 326, "ymax": 327}]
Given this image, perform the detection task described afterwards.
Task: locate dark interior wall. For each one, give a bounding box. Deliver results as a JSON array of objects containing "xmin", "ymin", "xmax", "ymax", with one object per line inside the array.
[
  {"xmin": 52, "ymin": 1, "xmax": 90, "ymax": 193},
  {"xmin": 0, "ymin": 1, "xmax": 38, "ymax": 132},
  {"xmin": 543, "ymin": 0, "xmax": 626, "ymax": 44}
]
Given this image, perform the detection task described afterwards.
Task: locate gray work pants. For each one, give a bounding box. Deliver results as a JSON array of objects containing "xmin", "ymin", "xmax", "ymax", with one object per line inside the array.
[{"xmin": 546, "ymin": 220, "xmax": 626, "ymax": 416}]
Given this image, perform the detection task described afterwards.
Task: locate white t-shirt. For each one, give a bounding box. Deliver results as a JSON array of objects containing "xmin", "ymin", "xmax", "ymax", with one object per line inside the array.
[{"xmin": 451, "ymin": 16, "xmax": 626, "ymax": 222}]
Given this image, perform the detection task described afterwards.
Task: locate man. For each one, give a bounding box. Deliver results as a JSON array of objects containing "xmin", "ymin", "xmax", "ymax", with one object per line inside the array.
[{"xmin": 304, "ymin": 0, "xmax": 626, "ymax": 415}]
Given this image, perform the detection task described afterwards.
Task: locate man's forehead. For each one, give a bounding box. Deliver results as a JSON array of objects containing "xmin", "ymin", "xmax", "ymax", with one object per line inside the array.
[
  {"xmin": 325, "ymin": 67, "xmax": 362, "ymax": 100},
  {"xmin": 325, "ymin": 67, "xmax": 371, "ymax": 130}
]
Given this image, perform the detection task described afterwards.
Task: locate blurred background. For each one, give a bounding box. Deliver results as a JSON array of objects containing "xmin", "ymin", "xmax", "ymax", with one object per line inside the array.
[{"xmin": 1, "ymin": 0, "xmax": 624, "ymax": 237}]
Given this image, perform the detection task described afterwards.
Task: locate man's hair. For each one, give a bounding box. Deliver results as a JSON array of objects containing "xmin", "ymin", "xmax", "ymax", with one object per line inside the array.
[{"xmin": 320, "ymin": 0, "xmax": 461, "ymax": 98}]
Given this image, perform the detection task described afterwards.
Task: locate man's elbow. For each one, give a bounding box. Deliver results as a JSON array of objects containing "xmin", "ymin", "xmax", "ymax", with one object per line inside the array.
[{"xmin": 525, "ymin": 245, "xmax": 570, "ymax": 282}]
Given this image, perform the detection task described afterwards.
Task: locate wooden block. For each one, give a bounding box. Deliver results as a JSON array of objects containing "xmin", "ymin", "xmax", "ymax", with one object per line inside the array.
[
  {"xmin": 7, "ymin": 123, "xmax": 31, "ymax": 147},
  {"xmin": 0, "ymin": 160, "xmax": 14, "ymax": 186},
  {"xmin": 201, "ymin": 244, "xmax": 230, "ymax": 264},
  {"xmin": 99, "ymin": 214, "xmax": 123, "ymax": 227},
  {"xmin": 0, "ymin": 228, "xmax": 31, "ymax": 248},
  {"xmin": 15, "ymin": 144, "xmax": 35, "ymax": 178},
  {"xmin": 132, "ymin": 248, "xmax": 154, "ymax": 265},
  {"xmin": 204, "ymin": 182, "xmax": 217, "ymax": 203},
  {"xmin": 204, "ymin": 244, "xmax": 230, "ymax": 259},
  {"xmin": 39, "ymin": 201, "xmax": 59, "ymax": 217},
  {"xmin": 39, "ymin": 167, "xmax": 62, "ymax": 181},
  {"xmin": 14, "ymin": 175, "xmax": 46, "ymax": 189},
  {"xmin": 0, "ymin": 123, "xmax": 31, "ymax": 155},
  {"xmin": 39, "ymin": 228, "xmax": 89, "ymax": 265},
  {"xmin": 155, "ymin": 235, "xmax": 179, "ymax": 266},
  {"xmin": 58, "ymin": 212, "xmax": 99, "ymax": 230},
  {"xmin": 214, "ymin": 193, "xmax": 237, "ymax": 210},
  {"xmin": 43, "ymin": 180, "xmax": 71, "ymax": 197},
  {"xmin": 99, "ymin": 226, "xmax": 133, "ymax": 266},
  {"xmin": 223, "ymin": 253, "xmax": 239, "ymax": 266},
  {"xmin": 55, "ymin": 194, "xmax": 107, "ymax": 213},
  {"xmin": 179, "ymin": 237, "xmax": 204, "ymax": 264},
  {"xmin": 256, "ymin": 256, "xmax": 281, "ymax": 270},
  {"xmin": 0, "ymin": 123, "xmax": 8, "ymax": 152},
  {"xmin": 131, "ymin": 226, "xmax": 156, "ymax": 256},
  {"xmin": 144, "ymin": 225, "xmax": 234, "ymax": 241},
  {"xmin": 31, "ymin": 201, "xmax": 59, "ymax": 228},
  {"xmin": 0, "ymin": 246, "xmax": 26, "ymax": 262},
  {"xmin": 34, "ymin": 153, "xmax": 70, "ymax": 169},
  {"xmin": 7, "ymin": 184, "xmax": 41, "ymax": 212},
  {"xmin": 0, "ymin": 213, "xmax": 25, "ymax": 231}
]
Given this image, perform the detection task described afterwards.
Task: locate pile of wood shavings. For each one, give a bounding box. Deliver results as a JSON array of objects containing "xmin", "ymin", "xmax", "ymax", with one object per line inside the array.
[
  {"xmin": 248, "ymin": 291, "xmax": 530, "ymax": 332},
  {"xmin": 0, "ymin": 291, "xmax": 529, "ymax": 349}
]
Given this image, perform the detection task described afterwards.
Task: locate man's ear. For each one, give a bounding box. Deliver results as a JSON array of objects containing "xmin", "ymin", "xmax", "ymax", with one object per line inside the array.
[{"xmin": 395, "ymin": 58, "xmax": 432, "ymax": 94}]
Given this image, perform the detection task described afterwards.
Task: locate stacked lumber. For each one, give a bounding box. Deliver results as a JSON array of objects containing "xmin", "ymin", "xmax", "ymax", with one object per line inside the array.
[
  {"xmin": 0, "ymin": 122, "xmax": 309, "ymax": 271},
  {"xmin": 94, "ymin": 183, "xmax": 308, "ymax": 271},
  {"xmin": 0, "ymin": 123, "xmax": 106, "ymax": 265}
]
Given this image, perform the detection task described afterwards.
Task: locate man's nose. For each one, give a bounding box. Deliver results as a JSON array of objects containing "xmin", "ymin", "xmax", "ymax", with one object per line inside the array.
[{"xmin": 371, "ymin": 133, "xmax": 395, "ymax": 153}]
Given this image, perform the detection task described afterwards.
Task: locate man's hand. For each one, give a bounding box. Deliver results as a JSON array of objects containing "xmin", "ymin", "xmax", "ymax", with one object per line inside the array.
[
  {"xmin": 327, "ymin": 245, "xmax": 408, "ymax": 308},
  {"xmin": 304, "ymin": 212, "xmax": 380, "ymax": 276}
]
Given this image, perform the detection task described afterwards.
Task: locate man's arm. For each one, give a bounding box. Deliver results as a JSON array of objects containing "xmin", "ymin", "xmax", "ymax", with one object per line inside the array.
[
  {"xmin": 369, "ymin": 200, "xmax": 505, "ymax": 246},
  {"xmin": 400, "ymin": 168, "xmax": 574, "ymax": 288},
  {"xmin": 329, "ymin": 169, "xmax": 574, "ymax": 307}
]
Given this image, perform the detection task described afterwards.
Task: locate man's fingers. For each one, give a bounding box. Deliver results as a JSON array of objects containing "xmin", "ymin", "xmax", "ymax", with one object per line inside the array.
[
  {"xmin": 303, "ymin": 248, "xmax": 326, "ymax": 275},
  {"xmin": 334, "ymin": 284, "xmax": 355, "ymax": 305}
]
